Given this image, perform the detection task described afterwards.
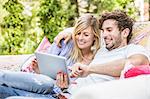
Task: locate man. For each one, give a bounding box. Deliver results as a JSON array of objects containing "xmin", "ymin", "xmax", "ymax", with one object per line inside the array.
[
  {"xmin": 55, "ymin": 10, "xmax": 150, "ymax": 92},
  {"xmin": 68, "ymin": 10, "xmax": 150, "ymax": 99},
  {"xmin": 69, "ymin": 10, "xmax": 150, "ymax": 78}
]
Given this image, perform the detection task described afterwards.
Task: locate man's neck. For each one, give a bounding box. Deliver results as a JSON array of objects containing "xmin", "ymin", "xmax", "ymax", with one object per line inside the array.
[
  {"xmin": 108, "ymin": 42, "xmax": 127, "ymax": 51},
  {"xmin": 117, "ymin": 42, "xmax": 127, "ymax": 49}
]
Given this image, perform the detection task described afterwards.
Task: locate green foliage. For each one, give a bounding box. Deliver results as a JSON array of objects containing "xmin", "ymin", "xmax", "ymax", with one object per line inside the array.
[
  {"xmin": 0, "ymin": 0, "xmax": 138, "ymax": 55},
  {"xmin": 0, "ymin": 0, "xmax": 41, "ymax": 55},
  {"xmin": 38, "ymin": 0, "xmax": 76, "ymax": 43},
  {"xmin": 83, "ymin": 0, "xmax": 137, "ymax": 19},
  {"xmin": 1, "ymin": 0, "xmax": 25, "ymax": 54}
]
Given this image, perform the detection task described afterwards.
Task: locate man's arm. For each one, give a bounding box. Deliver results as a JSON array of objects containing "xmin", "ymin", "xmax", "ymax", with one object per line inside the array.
[
  {"xmin": 70, "ymin": 54, "xmax": 149, "ymax": 78},
  {"xmin": 89, "ymin": 54, "xmax": 149, "ymax": 77},
  {"xmin": 54, "ymin": 27, "xmax": 74, "ymax": 47}
]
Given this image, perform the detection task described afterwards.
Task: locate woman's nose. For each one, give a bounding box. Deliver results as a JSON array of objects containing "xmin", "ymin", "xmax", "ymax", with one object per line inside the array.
[{"xmin": 78, "ymin": 34, "xmax": 83, "ymax": 40}]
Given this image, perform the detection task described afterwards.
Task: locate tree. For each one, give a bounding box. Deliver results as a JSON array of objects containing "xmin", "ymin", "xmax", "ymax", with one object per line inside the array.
[
  {"xmin": 0, "ymin": 0, "xmax": 40, "ymax": 54},
  {"xmin": 149, "ymin": 0, "xmax": 150, "ymax": 20},
  {"xmin": 38, "ymin": 0, "xmax": 77, "ymax": 43},
  {"xmin": 0, "ymin": 0, "xmax": 138, "ymax": 55},
  {"xmin": 0, "ymin": 0, "xmax": 26, "ymax": 54},
  {"xmin": 77, "ymin": 0, "xmax": 137, "ymax": 19}
]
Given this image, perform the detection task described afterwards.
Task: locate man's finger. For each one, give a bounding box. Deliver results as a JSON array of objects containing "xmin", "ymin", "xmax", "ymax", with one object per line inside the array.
[
  {"xmin": 54, "ymin": 34, "xmax": 64, "ymax": 48},
  {"xmin": 64, "ymin": 35, "xmax": 70, "ymax": 44},
  {"xmin": 56, "ymin": 38, "xmax": 62, "ymax": 48},
  {"xmin": 70, "ymin": 72, "xmax": 78, "ymax": 78},
  {"xmin": 76, "ymin": 69, "xmax": 83, "ymax": 76},
  {"xmin": 67, "ymin": 66, "xmax": 72, "ymax": 71},
  {"xmin": 71, "ymin": 81, "xmax": 77, "ymax": 84}
]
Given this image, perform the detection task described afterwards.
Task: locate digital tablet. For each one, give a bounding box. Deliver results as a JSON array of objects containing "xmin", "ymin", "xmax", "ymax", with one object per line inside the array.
[{"xmin": 35, "ymin": 52, "xmax": 69, "ymax": 81}]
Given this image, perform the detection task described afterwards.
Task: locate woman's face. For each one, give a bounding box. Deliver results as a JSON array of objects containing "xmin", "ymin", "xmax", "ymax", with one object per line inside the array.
[{"xmin": 75, "ymin": 26, "xmax": 95, "ymax": 50}]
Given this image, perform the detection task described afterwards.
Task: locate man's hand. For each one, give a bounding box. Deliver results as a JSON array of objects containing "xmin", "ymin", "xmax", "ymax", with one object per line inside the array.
[
  {"xmin": 70, "ymin": 63, "xmax": 90, "ymax": 78},
  {"xmin": 56, "ymin": 71, "xmax": 69, "ymax": 89},
  {"xmin": 31, "ymin": 58, "xmax": 40, "ymax": 74},
  {"xmin": 54, "ymin": 28, "xmax": 73, "ymax": 47}
]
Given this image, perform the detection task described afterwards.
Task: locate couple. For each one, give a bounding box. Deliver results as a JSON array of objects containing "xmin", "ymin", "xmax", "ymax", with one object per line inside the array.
[{"xmin": 0, "ymin": 10, "xmax": 150, "ymax": 99}]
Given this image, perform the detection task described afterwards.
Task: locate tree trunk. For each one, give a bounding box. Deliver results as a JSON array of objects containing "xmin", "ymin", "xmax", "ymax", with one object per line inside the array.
[
  {"xmin": 149, "ymin": 0, "xmax": 150, "ymax": 20},
  {"xmin": 71, "ymin": 0, "xmax": 79, "ymax": 17}
]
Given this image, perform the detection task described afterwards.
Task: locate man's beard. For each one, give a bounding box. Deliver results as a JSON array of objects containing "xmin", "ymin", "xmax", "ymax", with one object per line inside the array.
[{"xmin": 106, "ymin": 44, "xmax": 115, "ymax": 51}]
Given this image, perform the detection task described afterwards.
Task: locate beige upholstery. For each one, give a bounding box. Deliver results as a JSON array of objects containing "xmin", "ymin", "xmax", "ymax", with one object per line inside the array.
[{"xmin": 130, "ymin": 21, "xmax": 150, "ymax": 51}]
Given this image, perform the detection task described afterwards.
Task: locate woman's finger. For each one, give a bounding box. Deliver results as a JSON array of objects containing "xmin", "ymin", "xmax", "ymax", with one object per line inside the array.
[
  {"xmin": 56, "ymin": 72, "xmax": 61, "ymax": 87},
  {"xmin": 64, "ymin": 73, "xmax": 69, "ymax": 88},
  {"xmin": 60, "ymin": 72, "xmax": 64, "ymax": 88}
]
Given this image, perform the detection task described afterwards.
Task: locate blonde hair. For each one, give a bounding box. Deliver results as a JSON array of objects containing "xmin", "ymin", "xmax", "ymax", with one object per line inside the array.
[{"xmin": 70, "ymin": 14, "xmax": 100, "ymax": 63}]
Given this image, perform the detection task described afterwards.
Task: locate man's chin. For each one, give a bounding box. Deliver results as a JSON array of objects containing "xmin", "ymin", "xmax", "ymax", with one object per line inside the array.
[{"xmin": 106, "ymin": 45, "xmax": 114, "ymax": 50}]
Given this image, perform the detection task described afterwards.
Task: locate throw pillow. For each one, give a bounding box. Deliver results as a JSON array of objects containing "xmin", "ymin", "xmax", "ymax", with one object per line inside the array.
[{"xmin": 20, "ymin": 36, "xmax": 51, "ymax": 72}]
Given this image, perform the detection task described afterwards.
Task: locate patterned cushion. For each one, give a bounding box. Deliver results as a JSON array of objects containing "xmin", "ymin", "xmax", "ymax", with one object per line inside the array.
[
  {"xmin": 35, "ymin": 36, "xmax": 51, "ymax": 52},
  {"xmin": 130, "ymin": 21, "xmax": 150, "ymax": 51},
  {"xmin": 20, "ymin": 36, "xmax": 51, "ymax": 72}
]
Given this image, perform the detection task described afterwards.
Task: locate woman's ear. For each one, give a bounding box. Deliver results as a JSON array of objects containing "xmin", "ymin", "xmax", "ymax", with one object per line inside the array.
[
  {"xmin": 92, "ymin": 39, "xmax": 96, "ymax": 45},
  {"xmin": 122, "ymin": 28, "xmax": 130, "ymax": 38},
  {"xmin": 91, "ymin": 40, "xmax": 96, "ymax": 52}
]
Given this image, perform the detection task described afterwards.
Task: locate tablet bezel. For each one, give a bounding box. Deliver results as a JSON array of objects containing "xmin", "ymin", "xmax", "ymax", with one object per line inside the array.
[{"xmin": 35, "ymin": 52, "xmax": 69, "ymax": 81}]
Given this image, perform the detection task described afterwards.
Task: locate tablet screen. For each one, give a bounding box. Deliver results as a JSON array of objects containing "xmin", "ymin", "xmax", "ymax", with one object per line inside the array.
[{"xmin": 35, "ymin": 52, "xmax": 69, "ymax": 81}]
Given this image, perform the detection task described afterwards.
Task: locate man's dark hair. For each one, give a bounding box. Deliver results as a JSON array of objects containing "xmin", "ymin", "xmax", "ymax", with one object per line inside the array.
[{"xmin": 99, "ymin": 10, "xmax": 135, "ymax": 43}]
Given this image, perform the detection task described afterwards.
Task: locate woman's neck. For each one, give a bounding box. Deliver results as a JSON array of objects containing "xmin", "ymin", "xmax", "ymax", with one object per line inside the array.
[
  {"xmin": 81, "ymin": 49, "xmax": 94, "ymax": 65},
  {"xmin": 81, "ymin": 48, "xmax": 92, "ymax": 56}
]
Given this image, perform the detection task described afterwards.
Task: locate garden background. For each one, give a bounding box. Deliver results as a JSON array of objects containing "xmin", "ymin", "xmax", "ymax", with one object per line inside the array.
[{"xmin": 0, "ymin": 0, "xmax": 149, "ymax": 55}]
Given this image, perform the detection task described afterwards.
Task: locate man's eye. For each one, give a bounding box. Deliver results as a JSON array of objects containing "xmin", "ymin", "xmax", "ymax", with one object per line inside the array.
[{"xmin": 107, "ymin": 29, "xmax": 112, "ymax": 32}]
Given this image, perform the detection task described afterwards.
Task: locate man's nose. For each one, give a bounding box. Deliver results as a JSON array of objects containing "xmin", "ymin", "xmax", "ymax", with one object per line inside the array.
[{"xmin": 102, "ymin": 31, "xmax": 108, "ymax": 37}]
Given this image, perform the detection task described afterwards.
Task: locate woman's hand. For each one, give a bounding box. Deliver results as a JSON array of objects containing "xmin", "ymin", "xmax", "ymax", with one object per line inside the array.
[
  {"xmin": 31, "ymin": 58, "xmax": 40, "ymax": 74},
  {"xmin": 57, "ymin": 94, "xmax": 67, "ymax": 99},
  {"xmin": 56, "ymin": 71, "xmax": 69, "ymax": 89}
]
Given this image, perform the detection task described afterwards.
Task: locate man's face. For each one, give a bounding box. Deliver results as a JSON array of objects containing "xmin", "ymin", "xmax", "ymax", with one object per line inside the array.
[{"xmin": 101, "ymin": 19, "xmax": 123, "ymax": 50}]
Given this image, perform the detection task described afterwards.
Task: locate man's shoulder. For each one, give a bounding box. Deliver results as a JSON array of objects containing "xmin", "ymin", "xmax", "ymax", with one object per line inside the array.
[
  {"xmin": 96, "ymin": 47, "xmax": 108, "ymax": 54},
  {"xmin": 125, "ymin": 44, "xmax": 150, "ymax": 58},
  {"xmin": 126, "ymin": 44, "xmax": 146, "ymax": 49},
  {"xmin": 124, "ymin": 44, "xmax": 148, "ymax": 54}
]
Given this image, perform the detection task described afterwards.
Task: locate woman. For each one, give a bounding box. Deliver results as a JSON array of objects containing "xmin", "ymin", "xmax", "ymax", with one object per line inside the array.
[
  {"xmin": 0, "ymin": 14, "xmax": 100, "ymax": 99},
  {"xmin": 55, "ymin": 14, "xmax": 100, "ymax": 98},
  {"xmin": 31, "ymin": 13, "xmax": 100, "ymax": 98}
]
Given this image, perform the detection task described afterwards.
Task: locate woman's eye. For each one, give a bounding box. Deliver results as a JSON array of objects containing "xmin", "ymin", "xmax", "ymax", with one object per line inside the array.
[
  {"xmin": 77, "ymin": 32, "xmax": 81, "ymax": 35},
  {"xmin": 85, "ymin": 34, "xmax": 89, "ymax": 36},
  {"xmin": 84, "ymin": 32, "xmax": 90, "ymax": 36}
]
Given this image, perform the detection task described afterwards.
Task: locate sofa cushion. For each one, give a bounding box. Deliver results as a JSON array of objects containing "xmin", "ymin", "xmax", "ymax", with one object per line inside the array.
[{"xmin": 130, "ymin": 21, "xmax": 150, "ymax": 51}]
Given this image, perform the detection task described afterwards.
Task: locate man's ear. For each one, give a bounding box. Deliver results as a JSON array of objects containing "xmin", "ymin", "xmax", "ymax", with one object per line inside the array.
[{"xmin": 122, "ymin": 28, "xmax": 130, "ymax": 38}]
